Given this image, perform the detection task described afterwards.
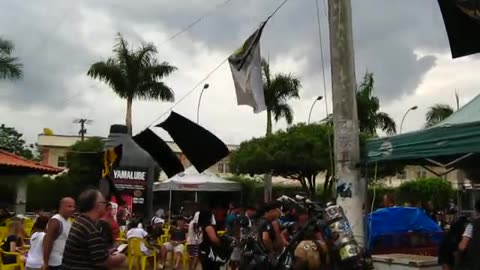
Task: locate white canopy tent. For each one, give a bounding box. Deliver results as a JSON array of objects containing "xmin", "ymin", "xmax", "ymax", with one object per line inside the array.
[
  {"xmin": 154, "ymin": 166, "xmax": 241, "ymax": 192},
  {"xmin": 154, "ymin": 166, "xmax": 241, "ymax": 218}
]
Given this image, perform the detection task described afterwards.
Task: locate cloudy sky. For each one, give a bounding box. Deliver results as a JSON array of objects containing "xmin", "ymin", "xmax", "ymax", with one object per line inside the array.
[{"xmin": 1, "ymin": 0, "xmax": 480, "ymax": 145}]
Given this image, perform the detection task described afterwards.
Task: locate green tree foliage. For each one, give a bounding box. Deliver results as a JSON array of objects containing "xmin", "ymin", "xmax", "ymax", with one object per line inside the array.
[
  {"xmin": 0, "ymin": 38, "xmax": 22, "ymax": 80},
  {"xmin": 324, "ymin": 72, "xmax": 396, "ymax": 136},
  {"xmin": 230, "ymin": 123, "xmax": 332, "ymax": 195},
  {"xmin": 396, "ymin": 178, "xmax": 454, "ymax": 208},
  {"xmin": 262, "ymin": 59, "xmax": 301, "ymax": 135},
  {"xmin": 66, "ymin": 137, "xmax": 104, "ymax": 189},
  {"xmin": 425, "ymin": 104, "xmax": 454, "ymax": 127},
  {"xmin": 230, "ymin": 123, "xmax": 402, "ymax": 197},
  {"xmin": 0, "ymin": 124, "xmax": 35, "ymax": 159},
  {"xmin": 88, "ymin": 33, "xmax": 177, "ymax": 135}
]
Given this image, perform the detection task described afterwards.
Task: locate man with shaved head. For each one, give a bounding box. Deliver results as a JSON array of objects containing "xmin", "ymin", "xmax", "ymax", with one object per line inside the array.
[{"xmin": 42, "ymin": 197, "xmax": 75, "ymax": 270}]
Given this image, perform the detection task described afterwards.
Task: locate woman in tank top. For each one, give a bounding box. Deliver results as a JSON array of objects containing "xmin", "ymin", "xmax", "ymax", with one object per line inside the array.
[{"xmin": 26, "ymin": 216, "xmax": 49, "ymax": 270}]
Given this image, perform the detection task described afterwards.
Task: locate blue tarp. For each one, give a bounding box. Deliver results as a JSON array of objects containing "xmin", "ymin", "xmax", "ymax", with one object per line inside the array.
[{"xmin": 367, "ymin": 207, "xmax": 442, "ymax": 249}]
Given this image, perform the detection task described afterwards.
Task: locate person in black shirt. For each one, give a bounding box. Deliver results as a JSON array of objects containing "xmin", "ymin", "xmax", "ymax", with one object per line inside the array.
[
  {"xmin": 1, "ymin": 221, "xmax": 25, "ymax": 264},
  {"xmin": 256, "ymin": 201, "xmax": 282, "ymax": 254}
]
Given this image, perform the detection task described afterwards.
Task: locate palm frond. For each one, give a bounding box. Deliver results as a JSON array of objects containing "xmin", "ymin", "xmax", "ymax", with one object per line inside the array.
[
  {"xmin": 136, "ymin": 81, "xmax": 175, "ymax": 101},
  {"xmin": 87, "ymin": 61, "xmax": 128, "ymax": 98},
  {"xmin": 0, "ymin": 38, "xmax": 14, "ymax": 55},
  {"xmin": 0, "ymin": 56, "xmax": 23, "ymax": 79},
  {"xmin": 270, "ymin": 73, "xmax": 301, "ymax": 101},
  {"xmin": 425, "ymin": 104, "xmax": 454, "ymax": 127},
  {"xmin": 135, "ymin": 43, "xmax": 158, "ymax": 67},
  {"xmin": 143, "ymin": 62, "xmax": 177, "ymax": 81},
  {"xmin": 272, "ymin": 103, "xmax": 294, "ymax": 124},
  {"xmin": 375, "ymin": 112, "xmax": 397, "ymax": 135}
]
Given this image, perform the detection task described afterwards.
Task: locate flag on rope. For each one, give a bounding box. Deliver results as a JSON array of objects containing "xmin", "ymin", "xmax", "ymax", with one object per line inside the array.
[
  {"xmin": 228, "ymin": 21, "xmax": 268, "ymax": 113},
  {"xmin": 102, "ymin": 144, "xmax": 123, "ymax": 178},
  {"xmin": 133, "ymin": 128, "xmax": 184, "ymax": 178},
  {"xmin": 100, "ymin": 144, "xmax": 124, "ymax": 205},
  {"xmin": 438, "ymin": 0, "xmax": 480, "ymax": 58},
  {"xmin": 157, "ymin": 112, "xmax": 229, "ymax": 173}
]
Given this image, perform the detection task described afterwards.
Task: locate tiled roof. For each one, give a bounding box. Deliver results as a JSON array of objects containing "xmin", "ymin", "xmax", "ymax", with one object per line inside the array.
[{"xmin": 0, "ymin": 149, "xmax": 63, "ymax": 174}]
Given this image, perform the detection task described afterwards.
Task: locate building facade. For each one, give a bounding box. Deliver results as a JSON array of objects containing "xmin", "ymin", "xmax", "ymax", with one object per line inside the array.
[{"xmin": 37, "ymin": 133, "xmax": 238, "ymax": 176}]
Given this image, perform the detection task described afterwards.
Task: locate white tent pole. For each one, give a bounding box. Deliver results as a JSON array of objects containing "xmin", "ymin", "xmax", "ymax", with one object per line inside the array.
[
  {"xmin": 168, "ymin": 189, "xmax": 172, "ymax": 224},
  {"xmin": 195, "ymin": 191, "xmax": 198, "ymax": 202}
]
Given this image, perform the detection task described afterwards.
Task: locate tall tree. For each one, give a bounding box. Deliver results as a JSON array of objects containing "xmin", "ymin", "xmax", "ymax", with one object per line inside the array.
[
  {"xmin": 425, "ymin": 104, "xmax": 454, "ymax": 127},
  {"xmin": 356, "ymin": 72, "xmax": 396, "ymax": 135},
  {"xmin": 0, "ymin": 38, "xmax": 23, "ymax": 80},
  {"xmin": 0, "ymin": 124, "xmax": 34, "ymax": 159},
  {"xmin": 323, "ymin": 72, "xmax": 396, "ymax": 136},
  {"xmin": 87, "ymin": 33, "xmax": 177, "ymax": 135},
  {"xmin": 262, "ymin": 59, "xmax": 301, "ymax": 135}
]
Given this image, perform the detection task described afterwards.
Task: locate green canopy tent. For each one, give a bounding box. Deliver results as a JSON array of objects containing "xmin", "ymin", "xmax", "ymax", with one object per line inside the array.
[{"xmin": 365, "ymin": 94, "xmax": 480, "ymax": 177}]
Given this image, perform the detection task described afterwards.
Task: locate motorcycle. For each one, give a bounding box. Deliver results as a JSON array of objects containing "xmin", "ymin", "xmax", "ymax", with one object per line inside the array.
[{"xmin": 238, "ymin": 195, "xmax": 373, "ymax": 270}]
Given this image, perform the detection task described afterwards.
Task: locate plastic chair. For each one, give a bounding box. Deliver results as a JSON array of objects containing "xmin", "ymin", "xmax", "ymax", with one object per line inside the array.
[
  {"xmin": 128, "ymin": 237, "xmax": 157, "ymax": 270},
  {"xmin": 0, "ymin": 248, "xmax": 24, "ymax": 270},
  {"xmin": 0, "ymin": 227, "xmax": 6, "ymax": 242}
]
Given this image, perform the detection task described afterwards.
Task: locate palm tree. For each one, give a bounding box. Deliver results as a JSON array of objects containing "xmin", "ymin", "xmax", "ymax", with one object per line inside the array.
[
  {"xmin": 262, "ymin": 59, "xmax": 301, "ymax": 135},
  {"xmin": 323, "ymin": 72, "xmax": 396, "ymax": 136},
  {"xmin": 425, "ymin": 104, "xmax": 454, "ymax": 127},
  {"xmin": 0, "ymin": 38, "xmax": 23, "ymax": 80},
  {"xmin": 356, "ymin": 72, "xmax": 396, "ymax": 135},
  {"xmin": 87, "ymin": 33, "xmax": 177, "ymax": 135}
]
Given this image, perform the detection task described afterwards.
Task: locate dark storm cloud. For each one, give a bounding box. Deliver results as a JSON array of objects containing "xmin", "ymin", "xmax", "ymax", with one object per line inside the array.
[
  {"xmin": 0, "ymin": 1, "xmax": 99, "ymax": 109},
  {"xmin": 0, "ymin": 0, "xmax": 453, "ymax": 110},
  {"xmin": 86, "ymin": 0, "xmax": 448, "ymax": 101}
]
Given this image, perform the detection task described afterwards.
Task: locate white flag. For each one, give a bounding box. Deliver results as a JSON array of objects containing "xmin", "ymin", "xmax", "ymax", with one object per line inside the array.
[{"xmin": 228, "ymin": 23, "xmax": 267, "ymax": 113}]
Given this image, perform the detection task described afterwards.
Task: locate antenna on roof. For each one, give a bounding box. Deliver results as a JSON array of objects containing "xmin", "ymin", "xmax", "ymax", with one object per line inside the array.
[{"xmin": 73, "ymin": 119, "xmax": 93, "ymax": 141}]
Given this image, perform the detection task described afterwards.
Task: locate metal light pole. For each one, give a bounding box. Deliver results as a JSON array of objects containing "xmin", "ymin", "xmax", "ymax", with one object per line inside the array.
[
  {"xmin": 196, "ymin": 83, "xmax": 210, "ymax": 124},
  {"xmin": 307, "ymin": 96, "xmax": 324, "ymax": 124},
  {"xmin": 399, "ymin": 105, "xmax": 418, "ymax": 134}
]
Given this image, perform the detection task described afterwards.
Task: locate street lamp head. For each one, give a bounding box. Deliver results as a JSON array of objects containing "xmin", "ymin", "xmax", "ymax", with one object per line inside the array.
[
  {"xmin": 317, "ymin": 96, "xmax": 324, "ymax": 101},
  {"xmin": 203, "ymin": 83, "xmax": 209, "ymax": 89},
  {"xmin": 411, "ymin": 105, "xmax": 418, "ymax": 110}
]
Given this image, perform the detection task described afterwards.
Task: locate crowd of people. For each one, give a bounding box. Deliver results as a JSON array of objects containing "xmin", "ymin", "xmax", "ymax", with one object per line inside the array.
[
  {"xmin": 1, "ymin": 189, "xmax": 338, "ymax": 270},
  {"xmin": 4, "ymin": 188, "xmax": 480, "ymax": 270}
]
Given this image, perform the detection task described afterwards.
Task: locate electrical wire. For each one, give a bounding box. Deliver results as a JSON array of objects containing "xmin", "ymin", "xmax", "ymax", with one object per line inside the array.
[
  {"xmin": 314, "ymin": 0, "xmax": 335, "ymax": 178},
  {"xmin": 144, "ymin": 57, "xmax": 228, "ymax": 129},
  {"xmin": 144, "ymin": 0, "xmax": 291, "ymax": 129},
  {"xmin": 159, "ymin": 0, "xmax": 235, "ymax": 46}
]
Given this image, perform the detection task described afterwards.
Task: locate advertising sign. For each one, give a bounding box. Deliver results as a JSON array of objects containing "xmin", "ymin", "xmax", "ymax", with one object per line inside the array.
[{"xmin": 112, "ymin": 167, "xmax": 148, "ymax": 191}]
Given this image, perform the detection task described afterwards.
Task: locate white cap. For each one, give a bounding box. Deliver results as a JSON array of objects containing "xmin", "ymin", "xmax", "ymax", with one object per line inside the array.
[{"xmin": 152, "ymin": 217, "xmax": 165, "ymax": 224}]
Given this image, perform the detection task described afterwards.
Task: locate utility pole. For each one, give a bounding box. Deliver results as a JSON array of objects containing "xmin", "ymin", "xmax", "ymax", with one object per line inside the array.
[
  {"xmin": 74, "ymin": 118, "xmax": 93, "ymax": 141},
  {"xmin": 328, "ymin": 0, "xmax": 365, "ymax": 245}
]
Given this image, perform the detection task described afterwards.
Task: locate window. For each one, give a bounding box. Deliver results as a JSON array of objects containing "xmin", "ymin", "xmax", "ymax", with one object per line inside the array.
[
  {"xmin": 217, "ymin": 162, "xmax": 230, "ymax": 173},
  {"xmin": 416, "ymin": 169, "xmax": 427, "ymax": 179},
  {"xmin": 57, "ymin": 155, "xmax": 67, "ymax": 167}
]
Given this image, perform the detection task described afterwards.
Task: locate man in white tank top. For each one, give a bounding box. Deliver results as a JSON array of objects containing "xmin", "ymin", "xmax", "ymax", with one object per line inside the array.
[{"xmin": 42, "ymin": 197, "xmax": 75, "ymax": 270}]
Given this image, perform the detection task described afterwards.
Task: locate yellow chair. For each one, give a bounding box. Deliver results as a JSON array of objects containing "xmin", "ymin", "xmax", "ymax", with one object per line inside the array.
[
  {"xmin": 128, "ymin": 238, "xmax": 157, "ymax": 270},
  {"xmin": 0, "ymin": 248, "xmax": 24, "ymax": 270},
  {"xmin": 0, "ymin": 227, "xmax": 6, "ymax": 242}
]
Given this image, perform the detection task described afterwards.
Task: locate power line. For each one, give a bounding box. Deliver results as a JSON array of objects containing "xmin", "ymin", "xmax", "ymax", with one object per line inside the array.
[
  {"xmin": 145, "ymin": 58, "xmax": 228, "ymax": 128},
  {"xmin": 145, "ymin": 0, "xmax": 292, "ymax": 129},
  {"xmin": 159, "ymin": 0, "xmax": 235, "ymax": 46},
  {"xmin": 315, "ymin": 0, "xmax": 335, "ymax": 175}
]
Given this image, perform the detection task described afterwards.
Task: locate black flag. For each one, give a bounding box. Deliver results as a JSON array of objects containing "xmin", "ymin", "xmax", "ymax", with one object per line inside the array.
[
  {"xmin": 438, "ymin": 0, "xmax": 480, "ymax": 58},
  {"xmin": 157, "ymin": 112, "xmax": 230, "ymax": 173},
  {"xmin": 100, "ymin": 144, "xmax": 124, "ymax": 205},
  {"xmin": 133, "ymin": 128, "xmax": 184, "ymax": 178}
]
